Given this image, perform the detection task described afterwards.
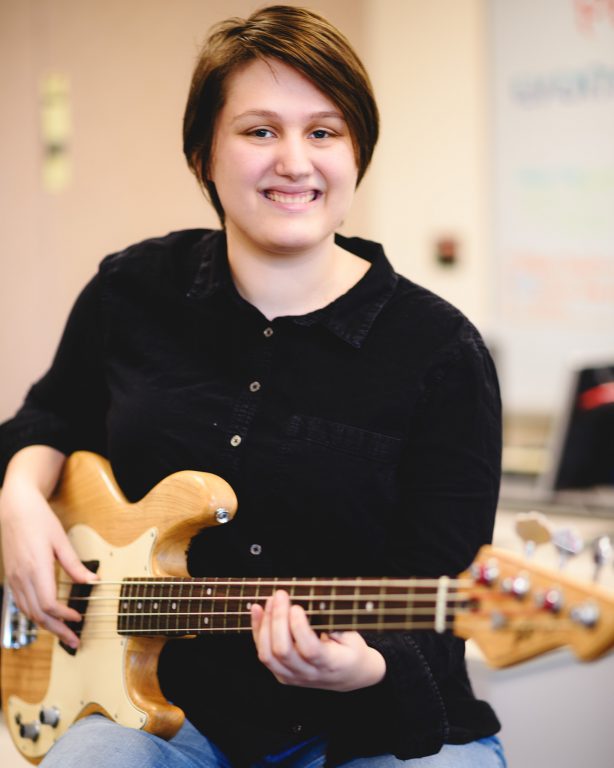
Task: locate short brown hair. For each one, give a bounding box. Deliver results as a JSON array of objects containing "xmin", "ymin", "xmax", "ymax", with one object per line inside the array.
[{"xmin": 183, "ymin": 4, "xmax": 379, "ymax": 223}]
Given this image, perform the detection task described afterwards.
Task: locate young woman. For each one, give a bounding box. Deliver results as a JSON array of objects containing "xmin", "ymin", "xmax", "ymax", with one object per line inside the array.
[{"xmin": 0, "ymin": 6, "xmax": 506, "ymax": 768}]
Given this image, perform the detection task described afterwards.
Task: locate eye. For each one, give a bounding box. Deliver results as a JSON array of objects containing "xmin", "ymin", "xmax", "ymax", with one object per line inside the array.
[
  {"xmin": 248, "ymin": 128, "xmax": 275, "ymax": 139},
  {"xmin": 310, "ymin": 129, "xmax": 333, "ymax": 140}
]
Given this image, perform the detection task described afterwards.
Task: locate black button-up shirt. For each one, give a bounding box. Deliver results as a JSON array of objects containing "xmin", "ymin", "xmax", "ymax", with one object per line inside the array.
[{"xmin": 0, "ymin": 229, "xmax": 502, "ymax": 765}]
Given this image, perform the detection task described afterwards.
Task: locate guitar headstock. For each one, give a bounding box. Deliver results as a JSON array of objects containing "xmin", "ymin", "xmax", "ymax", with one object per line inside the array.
[{"xmin": 455, "ymin": 545, "xmax": 614, "ymax": 668}]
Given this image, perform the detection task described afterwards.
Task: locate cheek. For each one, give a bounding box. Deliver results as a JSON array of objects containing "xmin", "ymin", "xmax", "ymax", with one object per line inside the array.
[{"xmin": 212, "ymin": 148, "xmax": 265, "ymax": 192}]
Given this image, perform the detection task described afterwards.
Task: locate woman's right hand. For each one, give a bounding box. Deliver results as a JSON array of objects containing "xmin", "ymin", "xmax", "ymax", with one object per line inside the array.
[{"xmin": 0, "ymin": 446, "xmax": 96, "ymax": 647}]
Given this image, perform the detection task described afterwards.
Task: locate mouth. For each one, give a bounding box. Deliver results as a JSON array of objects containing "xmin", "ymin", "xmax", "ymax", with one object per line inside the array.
[{"xmin": 263, "ymin": 189, "xmax": 320, "ymax": 205}]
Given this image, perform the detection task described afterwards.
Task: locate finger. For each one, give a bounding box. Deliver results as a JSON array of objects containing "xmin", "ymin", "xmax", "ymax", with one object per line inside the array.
[
  {"xmin": 250, "ymin": 603, "xmax": 264, "ymax": 644},
  {"xmin": 255, "ymin": 596, "xmax": 274, "ymax": 662},
  {"xmin": 257, "ymin": 595, "xmax": 305, "ymax": 682},
  {"xmin": 40, "ymin": 614, "xmax": 81, "ymax": 649},
  {"xmin": 53, "ymin": 531, "xmax": 99, "ymax": 584},
  {"xmin": 289, "ymin": 604, "xmax": 325, "ymax": 665},
  {"xmin": 30, "ymin": 553, "xmax": 84, "ymax": 625},
  {"xmin": 270, "ymin": 590, "xmax": 295, "ymax": 661},
  {"xmin": 18, "ymin": 576, "xmax": 81, "ymax": 647}
]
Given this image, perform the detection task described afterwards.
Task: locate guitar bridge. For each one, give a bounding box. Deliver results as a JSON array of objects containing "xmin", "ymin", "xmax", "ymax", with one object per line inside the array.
[{"xmin": 1, "ymin": 584, "xmax": 37, "ymax": 649}]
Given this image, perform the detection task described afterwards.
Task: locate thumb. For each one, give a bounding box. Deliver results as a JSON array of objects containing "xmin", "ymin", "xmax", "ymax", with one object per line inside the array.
[{"xmin": 53, "ymin": 532, "xmax": 99, "ymax": 583}]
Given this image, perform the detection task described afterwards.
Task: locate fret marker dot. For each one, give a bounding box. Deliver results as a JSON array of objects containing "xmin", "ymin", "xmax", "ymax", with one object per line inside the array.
[
  {"xmin": 123, "ymin": 602, "xmax": 128, "ymax": 610},
  {"xmin": 204, "ymin": 617, "xmax": 209, "ymax": 625},
  {"xmin": 172, "ymin": 602, "xmax": 177, "ymax": 610},
  {"xmin": 319, "ymin": 602, "xmax": 327, "ymax": 611},
  {"xmin": 207, "ymin": 588, "xmax": 212, "ymax": 596},
  {"xmin": 247, "ymin": 602, "xmax": 252, "ymax": 610},
  {"xmin": 366, "ymin": 601, "xmax": 374, "ymax": 612},
  {"xmin": 153, "ymin": 603, "xmax": 159, "ymax": 610},
  {"xmin": 137, "ymin": 602, "xmax": 143, "ymax": 610}
]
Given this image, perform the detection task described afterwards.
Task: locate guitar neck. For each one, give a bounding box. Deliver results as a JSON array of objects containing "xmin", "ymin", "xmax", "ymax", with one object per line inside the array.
[{"xmin": 117, "ymin": 576, "xmax": 465, "ymax": 636}]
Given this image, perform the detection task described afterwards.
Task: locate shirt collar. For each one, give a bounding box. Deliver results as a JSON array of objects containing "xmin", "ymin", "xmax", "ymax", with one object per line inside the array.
[{"xmin": 187, "ymin": 230, "xmax": 398, "ymax": 349}]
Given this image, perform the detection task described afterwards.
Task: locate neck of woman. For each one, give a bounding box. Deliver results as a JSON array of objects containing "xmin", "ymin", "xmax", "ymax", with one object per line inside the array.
[{"xmin": 226, "ymin": 231, "xmax": 370, "ymax": 321}]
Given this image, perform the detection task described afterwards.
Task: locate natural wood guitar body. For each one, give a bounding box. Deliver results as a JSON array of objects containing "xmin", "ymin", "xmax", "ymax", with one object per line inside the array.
[{"xmin": 1, "ymin": 451, "xmax": 238, "ymax": 763}]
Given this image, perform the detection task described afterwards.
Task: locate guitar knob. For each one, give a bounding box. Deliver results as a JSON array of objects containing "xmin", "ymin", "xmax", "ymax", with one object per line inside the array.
[
  {"xmin": 552, "ymin": 527, "xmax": 583, "ymax": 569},
  {"xmin": 40, "ymin": 706, "xmax": 61, "ymax": 727},
  {"xmin": 19, "ymin": 721, "xmax": 41, "ymax": 742}
]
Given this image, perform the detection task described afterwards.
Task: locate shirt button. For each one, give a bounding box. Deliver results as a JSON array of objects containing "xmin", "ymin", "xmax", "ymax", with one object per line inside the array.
[
  {"xmin": 249, "ymin": 543, "xmax": 262, "ymax": 556},
  {"xmin": 230, "ymin": 435, "xmax": 242, "ymax": 447},
  {"xmin": 263, "ymin": 327, "xmax": 274, "ymax": 338},
  {"xmin": 249, "ymin": 381, "xmax": 261, "ymax": 393},
  {"xmin": 291, "ymin": 724, "xmax": 303, "ymax": 734}
]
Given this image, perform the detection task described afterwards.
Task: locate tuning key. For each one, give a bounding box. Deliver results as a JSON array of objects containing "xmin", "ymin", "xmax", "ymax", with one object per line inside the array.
[
  {"xmin": 592, "ymin": 536, "xmax": 612, "ymax": 582},
  {"xmin": 552, "ymin": 527, "xmax": 584, "ymax": 570},
  {"xmin": 514, "ymin": 511, "xmax": 552, "ymax": 558}
]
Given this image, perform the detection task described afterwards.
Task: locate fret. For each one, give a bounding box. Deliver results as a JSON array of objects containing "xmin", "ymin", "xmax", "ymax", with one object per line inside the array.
[
  {"xmin": 377, "ymin": 578, "xmax": 385, "ymax": 631},
  {"xmin": 238, "ymin": 577, "xmax": 247, "ymax": 631},
  {"xmin": 309, "ymin": 577, "xmax": 315, "ymax": 623},
  {"xmin": 225, "ymin": 579, "xmax": 242, "ymax": 631},
  {"xmin": 405, "ymin": 576, "xmax": 414, "ymax": 632},
  {"xmin": 329, "ymin": 578, "xmax": 337, "ymax": 630},
  {"xmin": 186, "ymin": 579, "xmax": 195, "ymax": 634},
  {"xmin": 141, "ymin": 579, "xmax": 152, "ymax": 634},
  {"xmin": 388, "ymin": 578, "xmax": 413, "ymax": 629},
  {"xmin": 221, "ymin": 578, "xmax": 230, "ymax": 632},
  {"xmin": 310, "ymin": 578, "xmax": 330, "ymax": 630},
  {"xmin": 151, "ymin": 581, "xmax": 162, "ymax": 633},
  {"xmin": 161, "ymin": 577, "xmax": 170, "ymax": 635},
  {"xmin": 289, "ymin": 576, "xmax": 309, "ymax": 617},
  {"xmin": 254, "ymin": 577, "xmax": 261, "ymax": 616},
  {"xmin": 135, "ymin": 577, "xmax": 145, "ymax": 635},
  {"xmin": 355, "ymin": 579, "xmax": 381, "ymax": 628},
  {"xmin": 332, "ymin": 579, "xmax": 355, "ymax": 631},
  {"xmin": 172, "ymin": 579, "xmax": 183, "ymax": 634},
  {"xmin": 196, "ymin": 579, "xmax": 206, "ymax": 633},
  {"xmin": 409, "ymin": 581, "xmax": 436, "ymax": 630},
  {"xmin": 206, "ymin": 577, "xmax": 217, "ymax": 632}
]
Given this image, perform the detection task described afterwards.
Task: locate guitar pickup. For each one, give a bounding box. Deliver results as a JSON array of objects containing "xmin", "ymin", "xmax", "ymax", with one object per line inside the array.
[{"xmin": 59, "ymin": 560, "xmax": 100, "ymax": 656}]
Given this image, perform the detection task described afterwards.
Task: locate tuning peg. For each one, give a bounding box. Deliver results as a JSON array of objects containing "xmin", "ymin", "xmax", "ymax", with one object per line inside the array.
[
  {"xmin": 592, "ymin": 536, "xmax": 612, "ymax": 582},
  {"xmin": 514, "ymin": 511, "xmax": 552, "ymax": 558},
  {"xmin": 552, "ymin": 527, "xmax": 584, "ymax": 570}
]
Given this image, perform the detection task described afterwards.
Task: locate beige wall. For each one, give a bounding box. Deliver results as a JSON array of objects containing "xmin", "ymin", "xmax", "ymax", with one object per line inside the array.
[
  {"xmin": 365, "ymin": 0, "xmax": 490, "ymax": 329},
  {"xmin": 0, "ymin": 0, "xmax": 487, "ymax": 421}
]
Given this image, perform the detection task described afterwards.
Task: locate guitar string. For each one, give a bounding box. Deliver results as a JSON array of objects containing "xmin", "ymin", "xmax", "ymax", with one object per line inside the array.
[
  {"xmin": 23, "ymin": 614, "xmax": 579, "ymax": 640},
  {"xmin": 78, "ymin": 607, "xmax": 462, "ymax": 620},
  {"xmin": 15, "ymin": 614, "xmax": 580, "ymax": 643},
  {"xmin": 65, "ymin": 593, "xmax": 471, "ymax": 604},
  {"xmin": 57, "ymin": 577, "xmax": 474, "ymax": 588},
  {"xmin": 81, "ymin": 604, "xmax": 552, "ymax": 623}
]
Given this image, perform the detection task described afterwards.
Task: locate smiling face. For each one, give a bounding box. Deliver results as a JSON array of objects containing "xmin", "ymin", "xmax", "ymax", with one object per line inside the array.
[{"xmin": 208, "ymin": 58, "xmax": 359, "ymax": 260}]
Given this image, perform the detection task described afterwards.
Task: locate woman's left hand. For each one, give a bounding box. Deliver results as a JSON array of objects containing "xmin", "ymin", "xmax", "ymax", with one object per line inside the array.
[{"xmin": 250, "ymin": 589, "xmax": 386, "ymax": 692}]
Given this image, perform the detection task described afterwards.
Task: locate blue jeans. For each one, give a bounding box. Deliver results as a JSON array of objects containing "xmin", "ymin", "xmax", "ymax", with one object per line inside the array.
[{"xmin": 41, "ymin": 715, "xmax": 507, "ymax": 768}]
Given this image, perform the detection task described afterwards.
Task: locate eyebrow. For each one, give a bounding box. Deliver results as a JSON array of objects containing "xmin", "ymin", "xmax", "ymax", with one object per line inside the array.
[{"xmin": 231, "ymin": 109, "xmax": 346, "ymax": 124}]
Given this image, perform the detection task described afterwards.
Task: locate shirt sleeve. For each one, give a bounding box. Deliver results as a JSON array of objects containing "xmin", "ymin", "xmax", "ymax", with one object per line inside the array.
[
  {"xmin": 0, "ymin": 274, "xmax": 109, "ymax": 484},
  {"xmin": 328, "ymin": 323, "xmax": 502, "ymax": 762}
]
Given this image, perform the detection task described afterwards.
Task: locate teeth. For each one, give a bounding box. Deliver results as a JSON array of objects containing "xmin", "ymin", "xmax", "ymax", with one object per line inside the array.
[{"xmin": 265, "ymin": 190, "xmax": 317, "ymax": 204}]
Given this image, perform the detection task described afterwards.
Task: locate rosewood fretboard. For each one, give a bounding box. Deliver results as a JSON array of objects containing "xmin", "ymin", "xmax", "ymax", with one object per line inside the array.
[{"xmin": 116, "ymin": 576, "xmax": 466, "ymax": 636}]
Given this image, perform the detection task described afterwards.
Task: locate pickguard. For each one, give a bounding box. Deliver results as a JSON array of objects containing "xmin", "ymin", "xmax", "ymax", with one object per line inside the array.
[{"xmin": 6, "ymin": 524, "xmax": 158, "ymax": 761}]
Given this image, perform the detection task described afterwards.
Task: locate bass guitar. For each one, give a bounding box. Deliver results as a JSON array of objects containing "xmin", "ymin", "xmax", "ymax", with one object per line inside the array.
[{"xmin": 2, "ymin": 451, "xmax": 614, "ymax": 763}]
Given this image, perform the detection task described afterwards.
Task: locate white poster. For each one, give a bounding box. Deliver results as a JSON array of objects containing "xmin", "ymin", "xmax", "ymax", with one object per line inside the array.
[{"xmin": 492, "ymin": 0, "xmax": 614, "ymax": 412}]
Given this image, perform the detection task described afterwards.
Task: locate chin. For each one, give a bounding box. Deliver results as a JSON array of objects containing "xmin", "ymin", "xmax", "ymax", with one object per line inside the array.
[{"xmin": 261, "ymin": 223, "xmax": 334, "ymax": 254}]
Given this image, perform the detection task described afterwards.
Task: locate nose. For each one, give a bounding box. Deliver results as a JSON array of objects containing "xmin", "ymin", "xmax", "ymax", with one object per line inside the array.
[{"xmin": 275, "ymin": 135, "xmax": 313, "ymax": 179}]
